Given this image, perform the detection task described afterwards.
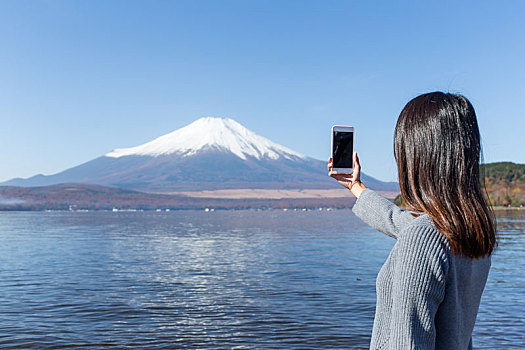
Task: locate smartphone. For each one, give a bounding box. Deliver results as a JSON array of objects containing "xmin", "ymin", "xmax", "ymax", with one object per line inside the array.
[{"xmin": 331, "ymin": 126, "xmax": 354, "ymax": 174}]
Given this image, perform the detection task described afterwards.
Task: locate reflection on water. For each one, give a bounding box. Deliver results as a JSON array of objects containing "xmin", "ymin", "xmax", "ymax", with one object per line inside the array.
[{"xmin": 0, "ymin": 209, "xmax": 523, "ymax": 348}]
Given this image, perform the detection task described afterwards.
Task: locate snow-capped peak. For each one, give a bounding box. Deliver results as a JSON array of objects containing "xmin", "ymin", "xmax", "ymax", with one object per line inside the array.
[{"xmin": 105, "ymin": 117, "xmax": 306, "ymax": 160}]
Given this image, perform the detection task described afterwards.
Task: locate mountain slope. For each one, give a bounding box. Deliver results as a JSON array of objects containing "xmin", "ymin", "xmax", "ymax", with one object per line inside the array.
[{"xmin": 2, "ymin": 117, "xmax": 399, "ymax": 193}]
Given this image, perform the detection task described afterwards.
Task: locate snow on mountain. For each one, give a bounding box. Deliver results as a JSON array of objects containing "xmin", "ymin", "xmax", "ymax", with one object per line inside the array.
[{"xmin": 106, "ymin": 117, "xmax": 306, "ymax": 160}]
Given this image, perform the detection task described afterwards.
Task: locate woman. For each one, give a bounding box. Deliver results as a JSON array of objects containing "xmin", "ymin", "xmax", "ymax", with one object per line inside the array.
[{"xmin": 328, "ymin": 92, "xmax": 496, "ymax": 349}]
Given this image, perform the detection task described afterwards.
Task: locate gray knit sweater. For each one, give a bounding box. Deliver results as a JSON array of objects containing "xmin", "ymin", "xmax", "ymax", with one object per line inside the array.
[{"xmin": 352, "ymin": 189, "xmax": 491, "ymax": 350}]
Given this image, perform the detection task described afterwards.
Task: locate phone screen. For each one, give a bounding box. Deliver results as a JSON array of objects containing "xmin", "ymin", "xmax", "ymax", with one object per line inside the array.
[{"xmin": 333, "ymin": 131, "xmax": 354, "ymax": 168}]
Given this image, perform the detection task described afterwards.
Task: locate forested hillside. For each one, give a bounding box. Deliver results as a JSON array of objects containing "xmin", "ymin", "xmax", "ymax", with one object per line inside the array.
[
  {"xmin": 394, "ymin": 162, "xmax": 525, "ymax": 208},
  {"xmin": 482, "ymin": 162, "xmax": 525, "ymax": 207}
]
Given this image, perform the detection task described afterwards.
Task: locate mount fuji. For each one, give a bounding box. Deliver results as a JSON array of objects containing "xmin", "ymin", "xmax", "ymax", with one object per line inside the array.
[{"xmin": 2, "ymin": 117, "xmax": 398, "ymax": 193}]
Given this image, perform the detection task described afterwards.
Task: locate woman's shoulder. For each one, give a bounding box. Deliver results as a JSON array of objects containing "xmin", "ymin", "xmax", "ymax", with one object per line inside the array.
[
  {"xmin": 394, "ymin": 214, "xmax": 451, "ymax": 275},
  {"xmin": 400, "ymin": 213, "xmax": 448, "ymax": 241}
]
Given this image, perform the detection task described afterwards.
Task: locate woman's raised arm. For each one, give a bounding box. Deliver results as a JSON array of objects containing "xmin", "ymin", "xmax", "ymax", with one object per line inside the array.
[{"xmin": 328, "ymin": 152, "xmax": 413, "ymax": 239}]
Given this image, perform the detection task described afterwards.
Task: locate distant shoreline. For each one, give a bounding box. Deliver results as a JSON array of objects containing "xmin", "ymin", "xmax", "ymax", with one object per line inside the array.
[
  {"xmin": 491, "ymin": 206, "xmax": 525, "ymax": 210},
  {"xmin": 166, "ymin": 189, "xmax": 400, "ymax": 200}
]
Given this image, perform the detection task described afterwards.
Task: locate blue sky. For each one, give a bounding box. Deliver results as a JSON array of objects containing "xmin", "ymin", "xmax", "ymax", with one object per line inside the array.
[{"xmin": 1, "ymin": 0, "xmax": 524, "ymax": 182}]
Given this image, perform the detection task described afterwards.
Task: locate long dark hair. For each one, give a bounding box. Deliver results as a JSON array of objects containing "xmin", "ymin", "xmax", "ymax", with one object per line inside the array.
[{"xmin": 394, "ymin": 92, "xmax": 496, "ymax": 258}]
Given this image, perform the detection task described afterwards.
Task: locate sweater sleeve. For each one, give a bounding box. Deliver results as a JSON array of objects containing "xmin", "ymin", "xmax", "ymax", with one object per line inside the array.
[
  {"xmin": 352, "ymin": 188, "xmax": 414, "ymax": 239},
  {"xmin": 388, "ymin": 225, "xmax": 448, "ymax": 350}
]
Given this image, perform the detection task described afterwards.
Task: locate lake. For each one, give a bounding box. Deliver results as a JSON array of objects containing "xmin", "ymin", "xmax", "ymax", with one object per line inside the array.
[{"xmin": 0, "ymin": 209, "xmax": 523, "ymax": 348}]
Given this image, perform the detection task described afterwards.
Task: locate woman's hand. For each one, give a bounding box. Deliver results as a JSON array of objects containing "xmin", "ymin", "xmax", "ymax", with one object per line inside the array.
[{"xmin": 328, "ymin": 152, "xmax": 366, "ymax": 198}]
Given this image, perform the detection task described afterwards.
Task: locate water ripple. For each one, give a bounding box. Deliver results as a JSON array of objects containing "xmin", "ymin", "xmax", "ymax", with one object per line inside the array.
[{"xmin": 0, "ymin": 209, "xmax": 522, "ymax": 348}]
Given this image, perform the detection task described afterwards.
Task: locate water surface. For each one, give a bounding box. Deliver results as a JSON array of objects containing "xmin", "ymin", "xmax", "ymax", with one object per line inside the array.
[{"xmin": 0, "ymin": 209, "xmax": 523, "ymax": 348}]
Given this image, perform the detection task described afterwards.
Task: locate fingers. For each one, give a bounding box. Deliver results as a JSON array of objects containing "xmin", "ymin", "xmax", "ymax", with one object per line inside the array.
[
  {"xmin": 353, "ymin": 152, "xmax": 360, "ymax": 170},
  {"xmin": 330, "ymin": 172, "xmax": 351, "ymax": 181},
  {"xmin": 328, "ymin": 168, "xmax": 353, "ymax": 190},
  {"xmin": 351, "ymin": 152, "xmax": 361, "ymax": 185}
]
